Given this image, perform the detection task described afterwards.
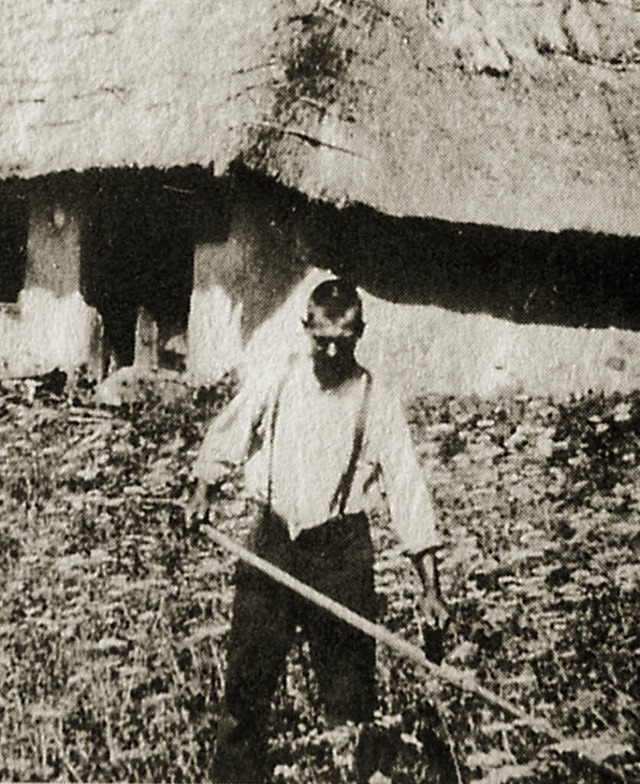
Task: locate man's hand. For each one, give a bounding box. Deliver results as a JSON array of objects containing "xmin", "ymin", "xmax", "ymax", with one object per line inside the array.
[
  {"xmin": 185, "ymin": 479, "xmax": 211, "ymax": 529},
  {"xmin": 418, "ymin": 588, "xmax": 449, "ymax": 665},
  {"xmin": 419, "ymin": 589, "xmax": 450, "ymax": 630},
  {"xmin": 411, "ymin": 550, "xmax": 450, "ymax": 663}
]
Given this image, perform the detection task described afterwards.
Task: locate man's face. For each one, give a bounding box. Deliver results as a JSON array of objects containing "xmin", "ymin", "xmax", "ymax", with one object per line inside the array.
[{"xmin": 304, "ymin": 305, "xmax": 362, "ymax": 387}]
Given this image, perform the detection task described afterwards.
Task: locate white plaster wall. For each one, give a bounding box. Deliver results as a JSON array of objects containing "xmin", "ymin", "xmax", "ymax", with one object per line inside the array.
[
  {"xmin": 187, "ymin": 285, "xmax": 244, "ymax": 385},
  {"xmin": 358, "ymin": 294, "xmax": 640, "ymax": 397},
  {"xmin": 215, "ymin": 267, "xmax": 640, "ymax": 400},
  {"xmin": 0, "ymin": 288, "xmax": 99, "ymax": 377},
  {"xmin": 6, "ymin": 266, "xmax": 637, "ymax": 397}
]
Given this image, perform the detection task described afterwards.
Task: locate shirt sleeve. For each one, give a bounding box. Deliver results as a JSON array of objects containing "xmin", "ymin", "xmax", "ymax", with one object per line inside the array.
[
  {"xmin": 371, "ymin": 384, "xmax": 442, "ymax": 555},
  {"xmin": 192, "ymin": 380, "xmax": 269, "ymax": 486}
]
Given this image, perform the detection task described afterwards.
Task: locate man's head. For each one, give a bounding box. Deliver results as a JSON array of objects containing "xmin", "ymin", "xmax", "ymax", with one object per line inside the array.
[{"xmin": 303, "ymin": 279, "xmax": 364, "ymax": 387}]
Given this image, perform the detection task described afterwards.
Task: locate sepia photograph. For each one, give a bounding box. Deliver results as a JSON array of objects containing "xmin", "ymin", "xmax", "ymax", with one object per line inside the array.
[{"xmin": 0, "ymin": 1, "xmax": 639, "ymax": 782}]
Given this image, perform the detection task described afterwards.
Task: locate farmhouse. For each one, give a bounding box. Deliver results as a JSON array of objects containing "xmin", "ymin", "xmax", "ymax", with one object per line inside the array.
[{"xmin": 0, "ymin": 0, "xmax": 639, "ymax": 395}]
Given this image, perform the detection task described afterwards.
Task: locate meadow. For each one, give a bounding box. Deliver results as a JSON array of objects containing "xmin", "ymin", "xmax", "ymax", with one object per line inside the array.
[{"xmin": 0, "ymin": 374, "xmax": 638, "ymax": 783}]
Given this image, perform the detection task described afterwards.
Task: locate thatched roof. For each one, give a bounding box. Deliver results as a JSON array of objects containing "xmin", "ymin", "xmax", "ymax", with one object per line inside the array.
[{"xmin": 2, "ymin": 0, "xmax": 639, "ymax": 235}]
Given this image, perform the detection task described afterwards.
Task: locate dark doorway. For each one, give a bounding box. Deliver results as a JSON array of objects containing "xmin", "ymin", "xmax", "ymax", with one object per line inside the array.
[
  {"xmin": 84, "ymin": 169, "xmax": 197, "ymax": 371},
  {"xmin": 0, "ymin": 195, "xmax": 28, "ymax": 304}
]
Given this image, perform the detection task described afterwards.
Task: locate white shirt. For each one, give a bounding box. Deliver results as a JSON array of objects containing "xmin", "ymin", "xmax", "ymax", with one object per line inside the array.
[{"xmin": 193, "ymin": 355, "xmax": 441, "ymax": 554}]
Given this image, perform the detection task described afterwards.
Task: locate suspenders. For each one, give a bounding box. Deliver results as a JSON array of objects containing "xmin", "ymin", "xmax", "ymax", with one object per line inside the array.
[
  {"xmin": 266, "ymin": 373, "xmax": 286, "ymax": 512},
  {"xmin": 266, "ymin": 369, "xmax": 373, "ymax": 518},
  {"xmin": 332, "ymin": 371, "xmax": 372, "ymax": 516}
]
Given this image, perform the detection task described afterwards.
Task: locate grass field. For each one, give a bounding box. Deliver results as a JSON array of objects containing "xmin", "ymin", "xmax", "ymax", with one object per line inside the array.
[{"xmin": 0, "ymin": 375, "xmax": 638, "ymax": 783}]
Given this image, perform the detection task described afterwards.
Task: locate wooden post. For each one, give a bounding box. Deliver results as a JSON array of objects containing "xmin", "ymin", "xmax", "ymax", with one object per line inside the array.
[{"xmin": 134, "ymin": 305, "xmax": 159, "ymax": 371}]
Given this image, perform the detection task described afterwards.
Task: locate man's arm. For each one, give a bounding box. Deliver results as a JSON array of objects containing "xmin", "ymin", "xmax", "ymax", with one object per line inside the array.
[
  {"xmin": 375, "ymin": 389, "xmax": 442, "ymax": 553},
  {"xmin": 187, "ymin": 378, "xmax": 269, "ymax": 524},
  {"xmin": 411, "ymin": 548, "xmax": 440, "ymax": 596},
  {"xmin": 373, "ymin": 387, "xmax": 448, "ymax": 625}
]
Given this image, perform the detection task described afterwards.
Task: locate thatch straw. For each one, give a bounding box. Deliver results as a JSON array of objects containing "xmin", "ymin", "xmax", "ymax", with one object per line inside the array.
[{"xmin": 1, "ymin": 0, "xmax": 638, "ymax": 234}]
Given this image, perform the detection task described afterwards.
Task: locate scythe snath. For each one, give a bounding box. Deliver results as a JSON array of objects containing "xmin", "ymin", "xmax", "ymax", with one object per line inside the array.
[{"xmin": 150, "ymin": 496, "xmax": 631, "ymax": 782}]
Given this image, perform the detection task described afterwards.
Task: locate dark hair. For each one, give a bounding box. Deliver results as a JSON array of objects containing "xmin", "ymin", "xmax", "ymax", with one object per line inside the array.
[{"xmin": 305, "ymin": 279, "xmax": 364, "ymax": 331}]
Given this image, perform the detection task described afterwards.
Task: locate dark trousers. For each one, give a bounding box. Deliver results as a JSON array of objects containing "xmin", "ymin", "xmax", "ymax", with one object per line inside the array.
[{"xmin": 212, "ymin": 509, "xmax": 377, "ymax": 783}]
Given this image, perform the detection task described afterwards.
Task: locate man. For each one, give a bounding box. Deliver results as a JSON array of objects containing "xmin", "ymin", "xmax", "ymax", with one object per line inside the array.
[{"xmin": 189, "ymin": 279, "xmax": 447, "ymax": 782}]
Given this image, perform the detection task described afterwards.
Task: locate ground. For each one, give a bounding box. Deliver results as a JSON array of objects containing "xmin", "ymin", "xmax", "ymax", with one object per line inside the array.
[{"xmin": 0, "ymin": 373, "xmax": 638, "ymax": 783}]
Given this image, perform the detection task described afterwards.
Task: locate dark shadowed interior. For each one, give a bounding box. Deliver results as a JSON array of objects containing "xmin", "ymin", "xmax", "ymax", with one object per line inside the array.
[
  {"xmin": 81, "ymin": 169, "xmax": 200, "ymax": 368},
  {"xmin": 3, "ymin": 165, "xmax": 639, "ymax": 372},
  {"xmin": 0, "ymin": 195, "xmax": 28, "ymax": 304},
  {"xmin": 300, "ymin": 180, "xmax": 640, "ymax": 332}
]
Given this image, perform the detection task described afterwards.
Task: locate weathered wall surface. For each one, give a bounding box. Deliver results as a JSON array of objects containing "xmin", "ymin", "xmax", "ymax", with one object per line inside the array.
[
  {"xmin": 0, "ymin": 192, "xmax": 99, "ymax": 377},
  {"xmin": 2, "ymin": 169, "xmax": 639, "ymax": 397},
  {"xmin": 356, "ymin": 295, "xmax": 640, "ymax": 398},
  {"xmin": 187, "ymin": 172, "xmax": 640, "ymax": 399},
  {"xmin": 233, "ymin": 266, "xmax": 640, "ymax": 399},
  {"xmin": 187, "ymin": 173, "xmax": 308, "ymax": 384}
]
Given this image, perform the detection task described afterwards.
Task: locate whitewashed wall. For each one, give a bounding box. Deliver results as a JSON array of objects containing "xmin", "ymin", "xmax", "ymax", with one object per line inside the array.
[{"xmin": 188, "ymin": 262, "xmax": 640, "ymax": 399}]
